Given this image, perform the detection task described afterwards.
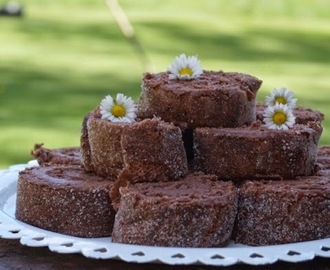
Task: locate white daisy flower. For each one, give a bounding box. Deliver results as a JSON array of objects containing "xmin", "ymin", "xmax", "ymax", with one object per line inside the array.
[
  {"xmin": 265, "ymin": 87, "xmax": 297, "ymax": 108},
  {"xmin": 100, "ymin": 93, "xmax": 137, "ymax": 123},
  {"xmin": 263, "ymin": 103, "xmax": 296, "ymax": 130},
  {"xmin": 167, "ymin": 53, "xmax": 203, "ymax": 80}
]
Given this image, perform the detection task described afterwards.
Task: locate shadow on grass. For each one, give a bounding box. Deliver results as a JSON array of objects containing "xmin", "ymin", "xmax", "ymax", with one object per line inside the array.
[
  {"xmin": 1, "ymin": 15, "xmax": 329, "ymax": 166},
  {"xmin": 0, "ymin": 63, "xmax": 140, "ymax": 128},
  {"xmin": 13, "ymin": 18, "xmax": 121, "ymax": 42},
  {"xmin": 1, "ymin": 19, "xmax": 329, "ymax": 126},
  {"xmin": 138, "ymin": 21, "xmax": 330, "ymax": 64},
  {"xmin": 8, "ymin": 16, "xmax": 330, "ymax": 63},
  {"xmin": 0, "ymin": 62, "xmax": 140, "ymax": 167}
]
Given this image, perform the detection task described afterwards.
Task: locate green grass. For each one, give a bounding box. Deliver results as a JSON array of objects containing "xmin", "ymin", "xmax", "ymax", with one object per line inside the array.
[{"xmin": 0, "ymin": 0, "xmax": 329, "ymax": 168}]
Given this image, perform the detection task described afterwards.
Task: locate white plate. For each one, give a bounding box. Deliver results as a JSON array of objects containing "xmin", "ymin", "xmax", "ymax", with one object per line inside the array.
[{"xmin": 0, "ymin": 162, "xmax": 330, "ymax": 266}]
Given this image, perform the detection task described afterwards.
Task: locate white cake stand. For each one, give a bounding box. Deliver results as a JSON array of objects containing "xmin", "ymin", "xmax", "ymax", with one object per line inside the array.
[{"xmin": 1, "ymin": 162, "xmax": 329, "ymax": 266}]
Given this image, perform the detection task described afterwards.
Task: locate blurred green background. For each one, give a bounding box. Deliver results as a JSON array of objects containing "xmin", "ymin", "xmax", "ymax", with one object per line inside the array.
[{"xmin": 0, "ymin": 0, "xmax": 329, "ymax": 168}]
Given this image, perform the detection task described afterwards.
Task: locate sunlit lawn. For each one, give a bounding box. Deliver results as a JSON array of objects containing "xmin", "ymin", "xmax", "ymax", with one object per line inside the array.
[{"xmin": 0, "ymin": 0, "xmax": 329, "ymax": 168}]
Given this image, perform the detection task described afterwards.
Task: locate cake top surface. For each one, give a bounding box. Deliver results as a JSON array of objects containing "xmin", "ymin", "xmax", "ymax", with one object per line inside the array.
[
  {"xmin": 120, "ymin": 172, "xmax": 236, "ymax": 203},
  {"xmin": 143, "ymin": 70, "xmax": 262, "ymax": 95},
  {"xmin": 195, "ymin": 121, "xmax": 321, "ymax": 138},
  {"xmin": 256, "ymin": 103, "xmax": 325, "ymax": 123},
  {"xmin": 90, "ymin": 107, "xmax": 175, "ymax": 129},
  {"xmin": 241, "ymin": 176, "xmax": 330, "ymax": 193},
  {"xmin": 31, "ymin": 143, "xmax": 81, "ymax": 166},
  {"xmin": 125, "ymin": 116, "xmax": 180, "ymax": 132},
  {"xmin": 19, "ymin": 166, "xmax": 114, "ymax": 189},
  {"xmin": 89, "ymin": 109, "xmax": 181, "ymax": 139}
]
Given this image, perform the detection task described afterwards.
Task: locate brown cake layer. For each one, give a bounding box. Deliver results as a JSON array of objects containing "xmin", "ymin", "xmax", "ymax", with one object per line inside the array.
[
  {"xmin": 138, "ymin": 71, "xmax": 262, "ymax": 129},
  {"xmin": 81, "ymin": 109, "xmax": 188, "ymax": 181},
  {"xmin": 233, "ymin": 176, "xmax": 330, "ymax": 245},
  {"xmin": 112, "ymin": 172, "xmax": 238, "ymax": 247},
  {"xmin": 80, "ymin": 112, "xmax": 93, "ymax": 172},
  {"xmin": 81, "ymin": 108, "xmax": 130, "ymax": 178},
  {"xmin": 31, "ymin": 143, "xmax": 81, "ymax": 166},
  {"xmin": 109, "ymin": 117, "xmax": 189, "ymax": 209},
  {"xmin": 15, "ymin": 166, "xmax": 115, "ymax": 238},
  {"xmin": 256, "ymin": 103, "xmax": 325, "ymax": 125},
  {"xmin": 318, "ymin": 146, "xmax": 330, "ymax": 169},
  {"xmin": 318, "ymin": 146, "xmax": 330, "ymax": 156},
  {"xmin": 119, "ymin": 117, "xmax": 188, "ymax": 182},
  {"xmin": 194, "ymin": 121, "xmax": 322, "ymax": 180},
  {"xmin": 316, "ymin": 146, "xmax": 330, "ymax": 176}
]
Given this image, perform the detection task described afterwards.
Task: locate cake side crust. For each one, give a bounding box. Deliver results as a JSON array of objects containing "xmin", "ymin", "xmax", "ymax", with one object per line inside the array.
[
  {"xmin": 233, "ymin": 177, "xmax": 330, "ymax": 245},
  {"xmin": 15, "ymin": 166, "xmax": 116, "ymax": 238},
  {"xmin": 194, "ymin": 122, "xmax": 322, "ymax": 180},
  {"xmin": 112, "ymin": 173, "xmax": 238, "ymax": 247}
]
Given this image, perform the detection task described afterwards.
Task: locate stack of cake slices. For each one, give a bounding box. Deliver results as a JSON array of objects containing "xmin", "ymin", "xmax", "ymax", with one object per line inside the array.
[{"xmin": 15, "ymin": 55, "xmax": 330, "ymax": 247}]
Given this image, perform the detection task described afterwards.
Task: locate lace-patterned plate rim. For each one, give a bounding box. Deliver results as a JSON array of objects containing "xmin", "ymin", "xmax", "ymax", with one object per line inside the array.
[{"xmin": 0, "ymin": 162, "xmax": 329, "ymax": 266}]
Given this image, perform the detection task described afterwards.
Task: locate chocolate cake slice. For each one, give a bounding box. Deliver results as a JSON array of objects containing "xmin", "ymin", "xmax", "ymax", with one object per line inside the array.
[
  {"xmin": 80, "ymin": 108, "xmax": 130, "ymax": 178},
  {"xmin": 81, "ymin": 109, "xmax": 188, "ymax": 181},
  {"xmin": 120, "ymin": 117, "xmax": 188, "ymax": 182},
  {"xmin": 194, "ymin": 121, "xmax": 322, "ymax": 180},
  {"xmin": 16, "ymin": 166, "xmax": 115, "ymax": 238},
  {"xmin": 32, "ymin": 143, "xmax": 81, "ymax": 166},
  {"xmin": 233, "ymin": 176, "xmax": 330, "ymax": 245},
  {"xmin": 112, "ymin": 172, "xmax": 238, "ymax": 247},
  {"xmin": 109, "ymin": 117, "xmax": 189, "ymax": 209},
  {"xmin": 138, "ymin": 71, "xmax": 262, "ymax": 129}
]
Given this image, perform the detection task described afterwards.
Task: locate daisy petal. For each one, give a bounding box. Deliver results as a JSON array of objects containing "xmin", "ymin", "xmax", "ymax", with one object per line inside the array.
[
  {"xmin": 99, "ymin": 93, "xmax": 137, "ymax": 123},
  {"xmin": 263, "ymin": 103, "xmax": 296, "ymax": 130},
  {"xmin": 265, "ymin": 87, "xmax": 297, "ymax": 108},
  {"xmin": 167, "ymin": 53, "xmax": 203, "ymax": 80}
]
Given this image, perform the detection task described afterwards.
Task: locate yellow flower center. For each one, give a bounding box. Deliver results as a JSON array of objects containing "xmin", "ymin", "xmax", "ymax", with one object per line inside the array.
[
  {"xmin": 179, "ymin": 67, "xmax": 193, "ymax": 77},
  {"xmin": 111, "ymin": 104, "xmax": 126, "ymax": 117},
  {"xmin": 275, "ymin": 96, "xmax": 287, "ymax": 104},
  {"xmin": 273, "ymin": 111, "xmax": 287, "ymax": 125}
]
